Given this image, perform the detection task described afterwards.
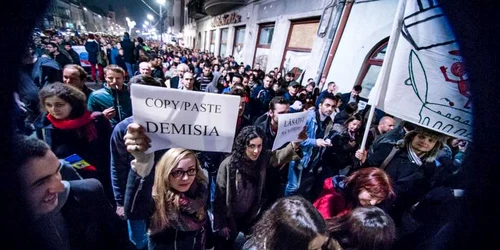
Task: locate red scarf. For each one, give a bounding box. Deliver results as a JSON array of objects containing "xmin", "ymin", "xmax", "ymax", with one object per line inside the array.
[{"xmin": 47, "ymin": 110, "xmax": 98, "ymax": 142}]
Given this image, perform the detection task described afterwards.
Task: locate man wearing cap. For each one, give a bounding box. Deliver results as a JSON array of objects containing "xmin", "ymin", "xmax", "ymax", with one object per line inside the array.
[{"xmin": 283, "ymin": 81, "xmax": 300, "ymax": 104}]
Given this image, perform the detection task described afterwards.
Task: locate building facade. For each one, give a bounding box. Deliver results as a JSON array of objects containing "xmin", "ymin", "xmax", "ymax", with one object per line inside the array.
[
  {"xmin": 185, "ymin": 0, "xmax": 399, "ymax": 98},
  {"xmin": 42, "ymin": 0, "xmax": 124, "ymax": 35}
]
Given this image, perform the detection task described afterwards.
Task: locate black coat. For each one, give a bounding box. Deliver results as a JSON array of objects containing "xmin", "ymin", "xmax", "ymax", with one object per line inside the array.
[
  {"xmin": 67, "ymin": 49, "xmax": 81, "ymax": 66},
  {"xmin": 61, "ymin": 179, "xmax": 128, "ymax": 250},
  {"xmin": 120, "ymin": 39, "xmax": 135, "ymax": 63},
  {"xmin": 339, "ymin": 92, "xmax": 360, "ymax": 110},
  {"xmin": 365, "ymin": 143, "xmax": 439, "ymax": 223},
  {"xmin": 124, "ymin": 169, "xmax": 206, "ymax": 250},
  {"xmin": 36, "ymin": 113, "xmax": 112, "ymax": 189}
]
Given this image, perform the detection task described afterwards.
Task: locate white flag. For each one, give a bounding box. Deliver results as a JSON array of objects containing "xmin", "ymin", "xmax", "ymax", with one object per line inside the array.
[{"xmin": 370, "ymin": 0, "xmax": 472, "ymax": 141}]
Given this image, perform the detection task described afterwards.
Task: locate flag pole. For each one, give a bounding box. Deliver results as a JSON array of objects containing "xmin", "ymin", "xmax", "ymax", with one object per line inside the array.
[{"xmin": 360, "ymin": 0, "xmax": 408, "ymax": 150}]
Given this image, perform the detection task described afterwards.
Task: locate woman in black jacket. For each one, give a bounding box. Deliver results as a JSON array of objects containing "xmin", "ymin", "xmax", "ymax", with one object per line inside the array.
[
  {"xmin": 123, "ymin": 123, "xmax": 209, "ymax": 250},
  {"xmin": 356, "ymin": 126, "xmax": 446, "ymax": 224},
  {"xmin": 36, "ymin": 82, "xmax": 112, "ymax": 195}
]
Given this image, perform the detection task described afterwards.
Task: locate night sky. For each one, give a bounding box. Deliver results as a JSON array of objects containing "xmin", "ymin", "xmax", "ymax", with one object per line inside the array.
[{"xmin": 82, "ymin": 0, "xmax": 159, "ymax": 27}]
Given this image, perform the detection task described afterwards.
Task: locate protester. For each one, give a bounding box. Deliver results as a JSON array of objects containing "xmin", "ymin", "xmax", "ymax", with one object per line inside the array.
[
  {"xmin": 46, "ymin": 42, "xmax": 71, "ymax": 69},
  {"xmin": 63, "ymin": 42, "xmax": 81, "ymax": 66},
  {"xmin": 123, "ymin": 123, "xmax": 209, "ymax": 249},
  {"xmin": 285, "ymin": 94, "xmax": 337, "ymax": 197},
  {"xmin": 120, "ymin": 32, "xmax": 136, "ymax": 77},
  {"xmin": 13, "ymin": 135, "xmax": 128, "ymax": 249},
  {"xmin": 87, "ymin": 65, "xmax": 132, "ymax": 126},
  {"xmin": 213, "ymin": 126, "xmax": 305, "ymax": 249},
  {"xmin": 139, "ymin": 62, "xmax": 152, "ymax": 76},
  {"xmin": 313, "ymin": 167, "xmax": 395, "ymax": 219},
  {"xmin": 316, "ymin": 82, "xmax": 338, "ymax": 107},
  {"xmin": 356, "ymin": 126, "xmax": 446, "ymax": 224},
  {"xmin": 339, "ymin": 85, "xmax": 362, "ymax": 110},
  {"xmin": 36, "ymin": 82, "xmax": 112, "ymax": 194},
  {"xmin": 326, "ymin": 206, "xmax": 396, "ymax": 250},
  {"xmin": 62, "ymin": 64, "xmax": 93, "ymax": 99},
  {"xmin": 84, "ymin": 33, "xmax": 104, "ymax": 84},
  {"xmin": 283, "ymin": 81, "xmax": 300, "ymax": 104},
  {"xmin": 243, "ymin": 196, "xmax": 336, "ymax": 250}
]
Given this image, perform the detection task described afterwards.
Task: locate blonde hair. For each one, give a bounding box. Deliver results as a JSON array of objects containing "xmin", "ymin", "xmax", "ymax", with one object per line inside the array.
[{"xmin": 149, "ymin": 148, "xmax": 207, "ymax": 234}]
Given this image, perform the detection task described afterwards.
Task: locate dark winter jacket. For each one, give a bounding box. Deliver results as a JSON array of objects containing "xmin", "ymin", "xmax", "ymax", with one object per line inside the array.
[
  {"xmin": 67, "ymin": 49, "xmax": 81, "ymax": 66},
  {"xmin": 339, "ymin": 92, "xmax": 360, "ymax": 110},
  {"xmin": 35, "ymin": 112, "xmax": 112, "ymax": 186},
  {"xmin": 87, "ymin": 84, "xmax": 132, "ymax": 126},
  {"xmin": 255, "ymin": 115, "xmax": 276, "ymax": 151},
  {"xmin": 120, "ymin": 38, "xmax": 136, "ymax": 63},
  {"xmin": 36, "ymin": 179, "xmax": 128, "ymax": 250},
  {"xmin": 110, "ymin": 117, "xmax": 169, "ymax": 206},
  {"xmin": 364, "ymin": 143, "xmax": 438, "ymax": 221},
  {"xmin": 84, "ymin": 40, "xmax": 99, "ymax": 64},
  {"xmin": 124, "ymin": 158, "xmax": 208, "ymax": 250},
  {"xmin": 110, "ymin": 117, "xmax": 135, "ymax": 206},
  {"xmin": 213, "ymin": 143, "xmax": 300, "ymax": 231},
  {"xmin": 368, "ymin": 125, "xmax": 407, "ymax": 157}
]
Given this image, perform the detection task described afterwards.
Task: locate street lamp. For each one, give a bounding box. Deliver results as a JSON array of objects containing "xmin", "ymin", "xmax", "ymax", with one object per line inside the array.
[
  {"xmin": 83, "ymin": 7, "xmax": 87, "ymax": 11},
  {"xmin": 156, "ymin": 0, "xmax": 166, "ymax": 43},
  {"xmin": 144, "ymin": 21, "xmax": 149, "ymax": 25},
  {"xmin": 147, "ymin": 14, "xmax": 154, "ymax": 21}
]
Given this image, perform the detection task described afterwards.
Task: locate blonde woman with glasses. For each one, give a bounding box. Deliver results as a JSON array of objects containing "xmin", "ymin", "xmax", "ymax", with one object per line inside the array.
[{"xmin": 123, "ymin": 123, "xmax": 209, "ymax": 250}]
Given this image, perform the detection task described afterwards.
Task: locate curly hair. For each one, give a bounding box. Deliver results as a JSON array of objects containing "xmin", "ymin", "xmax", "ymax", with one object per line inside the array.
[
  {"xmin": 246, "ymin": 196, "xmax": 332, "ymax": 250},
  {"xmin": 229, "ymin": 126, "xmax": 265, "ymax": 184},
  {"xmin": 39, "ymin": 82, "xmax": 87, "ymax": 119}
]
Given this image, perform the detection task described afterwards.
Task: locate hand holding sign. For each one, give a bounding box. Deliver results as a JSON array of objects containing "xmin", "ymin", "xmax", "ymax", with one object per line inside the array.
[
  {"xmin": 124, "ymin": 123, "xmax": 151, "ymax": 156},
  {"xmin": 272, "ymin": 111, "xmax": 310, "ymax": 150}
]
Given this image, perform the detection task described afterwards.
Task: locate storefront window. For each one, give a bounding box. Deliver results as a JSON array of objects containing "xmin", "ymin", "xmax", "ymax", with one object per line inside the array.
[
  {"xmin": 219, "ymin": 28, "xmax": 228, "ymax": 57},
  {"xmin": 233, "ymin": 26, "xmax": 245, "ymax": 64}
]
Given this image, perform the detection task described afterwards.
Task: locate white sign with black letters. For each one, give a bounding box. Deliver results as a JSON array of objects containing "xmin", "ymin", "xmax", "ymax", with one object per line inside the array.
[
  {"xmin": 272, "ymin": 111, "xmax": 309, "ymax": 150},
  {"xmin": 131, "ymin": 84, "xmax": 240, "ymax": 153}
]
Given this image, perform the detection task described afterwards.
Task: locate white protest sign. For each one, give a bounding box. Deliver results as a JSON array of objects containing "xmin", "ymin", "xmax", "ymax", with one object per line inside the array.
[
  {"xmin": 272, "ymin": 111, "xmax": 309, "ymax": 150},
  {"xmin": 72, "ymin": 46, "xmax": 91, "ymax": 67},
  {"xmin": 370, "ymin": 0, "xmax": 472, "ymax": 140},
  {"xmin": 131, "ymin": 84, "xmax": 240, "ymax": 153}
]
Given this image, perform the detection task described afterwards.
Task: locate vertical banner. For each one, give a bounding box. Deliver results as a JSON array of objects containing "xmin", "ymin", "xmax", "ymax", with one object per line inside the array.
[
  {"xmin": 272, "ymin": 111, "xmax": 309, "ymax": 150},
  {"xmin": 131, "ymin": 85, "xmax": 241, "ymax": 153},
  {"xmin": 72, "ymin": 46, "xmax": 91, "ymax": 67},
  {"xmin": 372, "ymin": 0, "xmax": 472, "ymax": 140}
]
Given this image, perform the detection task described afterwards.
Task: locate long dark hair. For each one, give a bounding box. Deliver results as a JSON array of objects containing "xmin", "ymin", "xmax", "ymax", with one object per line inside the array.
[
  {"xmin": 327, "ymin": 206, "xmax": 396, "ymax": 250},
  {"xmin": 39, "ymin": 82, "xmax": 86, "ymax": 119},
  {"xmin": 246, "ymin": 196, "xmax": 331, "ymax": 250},
  {"xmin": 229, "ymin": 126, "xmax": 264, "ymax": 184}
]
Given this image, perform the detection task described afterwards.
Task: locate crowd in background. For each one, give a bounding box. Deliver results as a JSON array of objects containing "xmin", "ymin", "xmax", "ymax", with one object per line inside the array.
[{"xmin": 13, "ymin": 31, "xmax": 469, "ymax": 250}]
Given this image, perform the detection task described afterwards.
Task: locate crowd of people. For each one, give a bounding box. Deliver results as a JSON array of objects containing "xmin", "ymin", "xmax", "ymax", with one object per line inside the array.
[{"xmin": 13, "ymin": 31, "xmax": 469, "ymax": 250}]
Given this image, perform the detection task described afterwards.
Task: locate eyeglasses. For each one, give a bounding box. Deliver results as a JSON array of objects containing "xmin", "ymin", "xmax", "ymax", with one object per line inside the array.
[{"xmin": 170, "ymin": 169, "xmax": 197, "ymax": 178}]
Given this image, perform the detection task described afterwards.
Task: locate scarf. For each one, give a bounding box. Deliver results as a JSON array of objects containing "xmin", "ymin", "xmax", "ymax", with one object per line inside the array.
[
  {"xmin": 166, "ymin": 182, "xmax": 207, "ymax": 232},
  {"xmin": 47, "ymin": 110, "xmax": 98, "ymax": 142},
  {"xmin": 407, "ymin": 146, "xmax": 423, "ymax": 166}
]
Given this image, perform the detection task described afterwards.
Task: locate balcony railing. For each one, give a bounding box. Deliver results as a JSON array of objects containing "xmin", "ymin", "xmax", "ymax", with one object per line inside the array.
[{"xmin": 204, "ymin": 0, "xmax": 245, "ymax": 16}]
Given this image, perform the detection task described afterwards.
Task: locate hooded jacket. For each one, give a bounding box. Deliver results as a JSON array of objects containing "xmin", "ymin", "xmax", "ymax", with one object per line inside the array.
[{"xmin": 205, "ymin": 72, "xmax": 222, "ymax": 93}]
